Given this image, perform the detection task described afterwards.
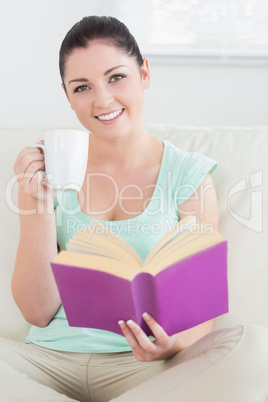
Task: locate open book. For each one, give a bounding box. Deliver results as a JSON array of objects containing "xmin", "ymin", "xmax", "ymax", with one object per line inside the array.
[{"xmin": 51, "ymin": 216, "xmax": 228, "ymax": 336}]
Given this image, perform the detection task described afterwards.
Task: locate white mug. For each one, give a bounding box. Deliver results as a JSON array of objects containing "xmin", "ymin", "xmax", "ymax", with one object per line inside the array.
[{"xmin": 34, "ymin": 129, "xmax": 89, "ymax": 191}]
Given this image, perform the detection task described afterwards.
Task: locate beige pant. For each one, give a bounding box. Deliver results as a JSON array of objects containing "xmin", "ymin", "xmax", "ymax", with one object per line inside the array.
[{"xmin": 0, "ymin": 325, "xmax": 267, "ymax": 402}]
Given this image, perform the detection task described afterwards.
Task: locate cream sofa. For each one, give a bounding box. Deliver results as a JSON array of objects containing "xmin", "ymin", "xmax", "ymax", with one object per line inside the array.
[{"xmin": 1, "ymin": 126, "xmax": 268, "ymax": 341}]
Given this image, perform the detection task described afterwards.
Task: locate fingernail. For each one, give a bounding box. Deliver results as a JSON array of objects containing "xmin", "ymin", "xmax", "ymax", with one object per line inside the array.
[
  {"xmin": 118, "ymin": 320, "xmax": 125, "ymax": 327},
  {"xmin": 126, "ymin": 320, "xmax": 135, "ymax": 328},
  {"xmin": 142, "ymin": 312, "xmax": 150, "ymax": 320}
]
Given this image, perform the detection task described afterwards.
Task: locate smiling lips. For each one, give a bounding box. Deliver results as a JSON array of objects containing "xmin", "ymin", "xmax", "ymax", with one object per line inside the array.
[{"xmin": 96, "ymin": 108, "xmax": 124, "ymax": 122}]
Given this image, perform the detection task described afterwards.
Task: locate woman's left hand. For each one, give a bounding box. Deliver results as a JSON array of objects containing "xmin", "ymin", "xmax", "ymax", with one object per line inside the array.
[{"xmin": 118, "ymin": 313, "xmax": 181, "ymax": 361}]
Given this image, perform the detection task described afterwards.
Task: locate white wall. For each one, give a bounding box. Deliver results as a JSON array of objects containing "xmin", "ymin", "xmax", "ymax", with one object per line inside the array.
[
  {"xmin": 1, "ymin": 0, "xmax": 268, "ymax": 128},
  {"xmin": 146, "ymin": 60, "xmax": 268, "ymax": 126}
]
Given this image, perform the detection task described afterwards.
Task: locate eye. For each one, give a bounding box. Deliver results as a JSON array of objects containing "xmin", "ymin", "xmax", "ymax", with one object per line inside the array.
[
  {"xmin": 109, "ymin": 74, "xmax": 125, "ymax": 83},
  {"xmin": 74, "ymin": 85, "xmax": 91, "ymax": 93}
]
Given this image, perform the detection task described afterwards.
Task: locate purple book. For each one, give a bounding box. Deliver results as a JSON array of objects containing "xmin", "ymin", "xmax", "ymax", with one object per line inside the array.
[{"xmin": 51, "ymin": 241, "xmax": 228, "ymax": 336}]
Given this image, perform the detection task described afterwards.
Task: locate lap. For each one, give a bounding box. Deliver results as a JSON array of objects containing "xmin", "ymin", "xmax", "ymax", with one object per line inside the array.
[
  {"xmin": 0, "ymin": 338, "xmax": 85, "ymax": 401},
  {"xmin": 0, "ymin": 338, "xmax": 164, "ymax": 401},
  {"xmin": 0, "ymin": 353, "xmax": 76, "ymax": 401},
  {"xmin": 1, "ymin": 325, "xmax": 267, "ymax": 402},
  {"xmin": 113, "ymin": 324, "xmax": 268, "ymax": 401}
]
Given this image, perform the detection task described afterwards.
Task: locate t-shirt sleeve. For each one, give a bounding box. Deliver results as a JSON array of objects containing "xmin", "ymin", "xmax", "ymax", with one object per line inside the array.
[
  {"xmin": 175, "ymin": 152, "xmax": 218, "ymax": 205},
  {"xmin": 54, "ymin": 193, "xmax": 59, "ymax": 210}
]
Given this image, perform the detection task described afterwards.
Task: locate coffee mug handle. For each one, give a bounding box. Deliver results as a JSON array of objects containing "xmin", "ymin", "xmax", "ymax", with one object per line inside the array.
[
  {"xmin": 33, "ymin": 143, "xmax": 47, "ymax": 179},
  {"xmin": 33, "ymin": 143, "xmax": 45, "ymax": 151}
]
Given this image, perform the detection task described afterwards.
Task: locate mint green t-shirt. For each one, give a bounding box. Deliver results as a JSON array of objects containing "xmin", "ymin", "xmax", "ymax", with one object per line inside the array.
[{"xmin": 23, "ymin": 140, "xmax": 218, "ymax": 353}]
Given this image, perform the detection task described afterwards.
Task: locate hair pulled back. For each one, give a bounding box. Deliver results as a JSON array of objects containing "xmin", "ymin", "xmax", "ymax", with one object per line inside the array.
[{"xmin": 59, "ymin": 16, "xmax": 143, "ymax": 85}]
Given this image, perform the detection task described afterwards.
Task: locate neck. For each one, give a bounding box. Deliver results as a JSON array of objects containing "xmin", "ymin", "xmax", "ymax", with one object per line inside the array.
[{"xmin": 87, "ymin": 127, "xmax": 152, "ymax": 168}]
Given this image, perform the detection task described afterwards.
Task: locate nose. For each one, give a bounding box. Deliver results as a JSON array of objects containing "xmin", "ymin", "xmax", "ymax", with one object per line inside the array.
[{"xmin": 93, "ymin": 85, "xmax": 114, "ymax": 109}]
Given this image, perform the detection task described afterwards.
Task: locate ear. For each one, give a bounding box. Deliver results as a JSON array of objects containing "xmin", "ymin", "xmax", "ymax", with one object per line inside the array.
[
  {"xmin": 141, "ymin": 58, "xmax": 150, "ymax": 89},
  {"xmin": 61, "ymin": 83, "xmax": 75, "ymax": 110}
]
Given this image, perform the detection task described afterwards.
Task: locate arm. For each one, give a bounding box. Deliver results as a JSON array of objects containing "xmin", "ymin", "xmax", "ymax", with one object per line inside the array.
[
  {"xmin": 178, "ymin": 172, "xmax": 219, "ymax": 230},
  {"xmin": 119, "ymin": 173, "xmax": 219, "ymax": 360},
  {"xmin": 174, "ymin": 172, "xmax": 218, "ymax": 349},
  {"xmin": 12, "ymin": 145, "xmax": 61, "ymax": 327}
]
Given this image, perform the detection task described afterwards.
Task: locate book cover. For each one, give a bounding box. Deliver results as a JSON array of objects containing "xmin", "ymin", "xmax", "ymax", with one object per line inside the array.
[{"xmin": 51, "ymin": 240, "xmax": 228, "ymax": 336}]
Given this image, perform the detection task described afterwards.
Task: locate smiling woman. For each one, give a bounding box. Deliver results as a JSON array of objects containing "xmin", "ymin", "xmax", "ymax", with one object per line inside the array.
[
  {"xmin": 59, "ymin": 16, "xmax": 149, "ymax": 141},
  {"xmin": 4, "ymin": 14, "xmax": 268, "ymax": 402},
  {"xmin": 62, "ymin": 42, "xmax": 150, "ymax": 141},
  {"xmin": 59, "ymin": 16, "xmax": 144, "ymax": 83}
]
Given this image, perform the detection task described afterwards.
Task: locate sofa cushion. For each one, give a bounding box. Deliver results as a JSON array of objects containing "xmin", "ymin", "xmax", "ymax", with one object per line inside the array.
[{"xmin": 1, "ymin": 126, "xmax": 267, "ymax": 340}]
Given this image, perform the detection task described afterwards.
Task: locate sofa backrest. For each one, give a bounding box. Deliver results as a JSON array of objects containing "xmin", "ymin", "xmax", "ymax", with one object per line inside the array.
[{"xmin": 1, "ymin": 126, "xmax": 267, "ymax": 340}]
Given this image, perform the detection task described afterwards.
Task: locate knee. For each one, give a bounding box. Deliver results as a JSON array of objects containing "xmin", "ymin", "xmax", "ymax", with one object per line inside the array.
[
  {"xmin": 216, "ymin": 324, "xmax": 268, "ymax": 370},
  {"xmin": 239, "ymin": 324, "xmax": 268, "ymax": 357},
  {"xmin": 0, "ymin": 337, "xmax": 21, "ymax": 362},
  {"xmin": 192, "ymin": 324, "xmax": 268, "ymax": 366}
]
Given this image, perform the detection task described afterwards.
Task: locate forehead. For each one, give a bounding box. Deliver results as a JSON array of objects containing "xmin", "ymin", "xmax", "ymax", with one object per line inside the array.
[{"xmin": 64, "ymin": 41, "xmax": 136, "ymax": 78}]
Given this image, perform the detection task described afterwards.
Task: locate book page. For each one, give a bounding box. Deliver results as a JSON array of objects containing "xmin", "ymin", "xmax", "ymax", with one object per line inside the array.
[
  {"xmin": 53, "ymin": 250, "xmax": 138, "ymax": 280},
  {"xmin": 70, "ymin": 221, "xmax": 142, "ymax": 267},
  {"xmin": 144, "ymin": 216, "xmax": 196, "ymax": 265},
  {"xmin": 68, "ymin": 237, "xmax": 135, "ymax": 260},
  {"xmin": 67, "ymin": 241, "xmax": 118, "ymax": 257},
  {"xmin": 55, "ymin": 216, "xmax": 225, "ymax": 280},
  {"xmin": 144, "ymin": 226, "xmax": 225, "ymax": 275}
]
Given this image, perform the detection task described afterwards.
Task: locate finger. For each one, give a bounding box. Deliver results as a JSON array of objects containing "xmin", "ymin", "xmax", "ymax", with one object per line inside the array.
[
  {"xmin": 118, "ymin": 320, "xmax": 143, "ymax": 350},
  {"xmin": 21, "ymin": 160, "xmax": 45, "ymax": 182},
  {"xmin": 20, "ymin": 162, "xmax": 46, "ymax": 192},
  {"xmin": 20, "ymin": 150, "xmax": 44, "ymax": 171},
  {"xmin": 14, "ymin": 146, "xmax": 43, "ymax": 171},
  {"xmin": 118, "ymin": 320, "xmax": 156, "ymax": 361},
  {"xmin": 26, "ymin": 170, "xmax": 44, "ymax": 192},
  {"xmin": 34, "ymin": 140, "xmax": 45, "ymax": 155},
  {"xmin": 14, "ymin": 149, "xmax": 44, "ymax": 181},
  {"xmin": 124, "ymin": 319, "xmax": 157, "ymax": 353},
  {"xmin": 35, "ymin": 170, "xmax": 46, "ymax": 187},
  {"xmin": 118, "ymin": 320, "xmax": 149, "ymax": 351},
  {"xmin": 119, "ymin": 321, "xmax": 151, "ymax": 361},
  {"xmin": 142, "ymin": 313, "xmax": 170, "ymax": 347}
]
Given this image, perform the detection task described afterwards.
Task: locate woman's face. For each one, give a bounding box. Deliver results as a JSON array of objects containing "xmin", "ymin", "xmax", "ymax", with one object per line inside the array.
[{"xmin": 63, "ymin": 41, "xmax": 150, "ymax": 141}]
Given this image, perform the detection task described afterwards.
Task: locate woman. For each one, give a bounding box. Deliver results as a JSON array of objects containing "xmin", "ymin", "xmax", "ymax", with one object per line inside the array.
[{"xmin": 3, "ymin": 16, "xmax": 268, "ymax": 401}]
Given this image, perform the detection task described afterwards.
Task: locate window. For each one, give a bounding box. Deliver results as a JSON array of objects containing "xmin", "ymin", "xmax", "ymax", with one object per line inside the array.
[{"xmin": 106, "ymin": 0, "xmax": 268, "ymax": 60}]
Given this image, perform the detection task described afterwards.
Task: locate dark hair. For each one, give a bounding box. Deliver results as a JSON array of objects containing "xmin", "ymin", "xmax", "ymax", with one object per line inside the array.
[{"xmin": 59, "ymin": 16, "xmax": 143, "ymax": 85}]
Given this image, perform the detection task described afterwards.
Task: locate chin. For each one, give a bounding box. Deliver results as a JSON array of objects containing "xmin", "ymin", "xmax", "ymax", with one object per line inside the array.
[{"xmin": 86, "ymin": 125, "xmax": 132, "ymax": 141}]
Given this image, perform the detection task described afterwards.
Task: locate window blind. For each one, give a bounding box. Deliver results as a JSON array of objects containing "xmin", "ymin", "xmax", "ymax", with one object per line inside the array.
[{"xmin": 107, "ymin": 0, "xmax": 268, "ymax": 58}]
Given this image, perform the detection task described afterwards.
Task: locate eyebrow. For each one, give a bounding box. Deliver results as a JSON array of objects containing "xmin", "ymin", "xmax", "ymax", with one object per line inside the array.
[
  {"xmin": 68, "ymin": 65, "xmax": 127, "ymax": 85},
  {"xmin": 68, "ymin": 78, "xmax": 88, "ymax": 85},
  {"xmin": 104, "ymin": 65, "xmax": 126, "ymax": 76}
]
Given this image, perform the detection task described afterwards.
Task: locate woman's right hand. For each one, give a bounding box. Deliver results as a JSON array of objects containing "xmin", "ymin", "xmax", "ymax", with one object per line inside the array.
[
  {"xmin": 13, "ymin": 141, "xmax": 53, "ymax": 201},
  {"xmin": 12, "ymin": 141, "xmax": 60, "ymax": 326}
]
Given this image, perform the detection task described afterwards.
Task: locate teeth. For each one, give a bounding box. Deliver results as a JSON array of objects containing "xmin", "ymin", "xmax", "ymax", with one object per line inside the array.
[{"xmin": 97, "ymin": 109, "xmax": 123, "ymax": 121}]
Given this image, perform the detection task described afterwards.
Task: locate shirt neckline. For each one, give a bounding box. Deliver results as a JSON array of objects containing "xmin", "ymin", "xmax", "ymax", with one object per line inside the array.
[{"xmin": 73, "ymin": 139, "xmax": 168, "ymax": 224}]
